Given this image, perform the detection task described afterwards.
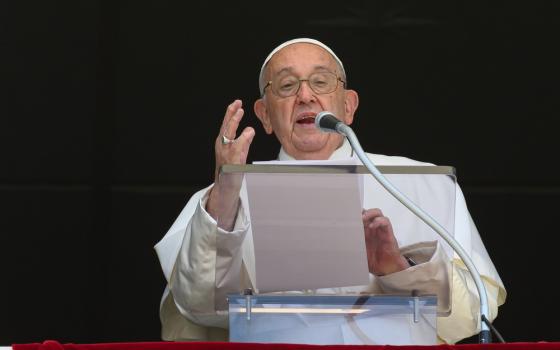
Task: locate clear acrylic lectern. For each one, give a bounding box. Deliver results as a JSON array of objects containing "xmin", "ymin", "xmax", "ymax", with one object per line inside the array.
[{"xmin": 218, "ymin": 164, "xmax": 457, "ymax": 344}]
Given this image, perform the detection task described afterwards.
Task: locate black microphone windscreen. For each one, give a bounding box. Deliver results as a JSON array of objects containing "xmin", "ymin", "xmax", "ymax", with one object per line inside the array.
[{"xmin": 316, "ymin": 111, "xmax": 342, "ymax": 132}]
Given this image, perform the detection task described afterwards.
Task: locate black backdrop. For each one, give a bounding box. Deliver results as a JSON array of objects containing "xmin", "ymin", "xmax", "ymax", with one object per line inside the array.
[{"xmin": 1, "ymin": 0, "xmax": 559, "ymax": 345}]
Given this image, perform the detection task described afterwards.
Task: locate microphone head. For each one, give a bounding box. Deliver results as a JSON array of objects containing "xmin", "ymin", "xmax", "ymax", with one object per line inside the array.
[{"xmin": 315, "ymin": 111, "xmax": 342, "ymax": 133}]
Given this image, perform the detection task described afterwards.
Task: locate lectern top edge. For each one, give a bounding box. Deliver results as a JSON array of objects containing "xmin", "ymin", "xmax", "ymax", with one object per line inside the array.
[{"xmin": 220, "ymin": 164, "xmax": 456, "ymax": 176}]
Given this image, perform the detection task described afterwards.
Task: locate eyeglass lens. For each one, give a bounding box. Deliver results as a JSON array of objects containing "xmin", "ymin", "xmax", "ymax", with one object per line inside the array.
[{"xmin": 272, "ymin": 72, "xmax": 339, "ymax": 97}]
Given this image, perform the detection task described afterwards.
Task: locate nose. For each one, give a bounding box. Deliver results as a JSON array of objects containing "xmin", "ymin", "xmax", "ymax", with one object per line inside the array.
[{"xmin": 295, "ymin": 80, "xmax": 316, "ymax": 104}]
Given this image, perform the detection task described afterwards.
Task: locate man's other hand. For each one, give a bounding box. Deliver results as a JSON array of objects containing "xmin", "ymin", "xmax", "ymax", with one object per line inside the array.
[{"xmin": 362, "ymin": 208, "xmax": 410, "ymax": 276}]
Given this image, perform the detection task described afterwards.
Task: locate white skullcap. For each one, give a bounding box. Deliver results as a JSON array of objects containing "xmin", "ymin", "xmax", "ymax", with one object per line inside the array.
[{"xmin": 258, "ymin": 38, "xmax": 346, "ymax": 95}]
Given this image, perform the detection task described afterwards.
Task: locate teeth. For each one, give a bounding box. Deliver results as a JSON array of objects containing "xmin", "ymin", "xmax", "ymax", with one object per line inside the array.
[
  {"xmin": 297, "ymin": 116, "xmax": 316, "ymax": 124},
  {"xmin": 298, "ymin": 113, "xmax": 316, "ymax": 120}
]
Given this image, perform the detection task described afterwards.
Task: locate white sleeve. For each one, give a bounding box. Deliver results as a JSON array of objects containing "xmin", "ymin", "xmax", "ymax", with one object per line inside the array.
[
  {"xmin": 436, "ymin": 260, "xmax": 504, "ymax": 344},
  {"xmin": 375, "ymin": 241, "xmax": 451, "ymax": 311},
  {"xmin": 370, "ymin": 241, "xmax": 504, "ymax": 344},
  {"xmin": 371, "ymin": 184, "xmax": 507, "ymax": 344},
  {"xmin": 165, "ymin": 187, "xmax": 250, "ymax": 329}
]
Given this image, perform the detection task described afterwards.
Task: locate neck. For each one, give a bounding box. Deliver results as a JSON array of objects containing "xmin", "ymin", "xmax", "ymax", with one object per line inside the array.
[{"xmin": 278, "ymin": 138, "xmax": 353, "ymax": 161}]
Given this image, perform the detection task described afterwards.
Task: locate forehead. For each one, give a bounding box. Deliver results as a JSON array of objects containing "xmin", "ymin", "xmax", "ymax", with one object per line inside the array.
[{"xmin": 266, "ymin": 43, "xmax": 338, "ymax": 77}]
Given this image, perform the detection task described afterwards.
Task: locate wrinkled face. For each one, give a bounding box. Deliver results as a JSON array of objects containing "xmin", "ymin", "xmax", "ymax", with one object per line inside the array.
[{"xmin": 254, "ymin": 43, "xmax": 359, "ymax": 160}]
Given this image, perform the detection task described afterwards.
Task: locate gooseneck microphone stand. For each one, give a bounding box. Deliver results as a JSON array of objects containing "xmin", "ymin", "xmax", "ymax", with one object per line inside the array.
[{"xmin": 315, "ymin": 112, "xmax": 492, "ymax": 343}]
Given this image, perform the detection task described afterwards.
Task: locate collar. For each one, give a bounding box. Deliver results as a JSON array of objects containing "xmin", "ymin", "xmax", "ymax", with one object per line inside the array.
[{"xmin": 277, "ymin": 138, "xmax": 354, "ymax": 161}]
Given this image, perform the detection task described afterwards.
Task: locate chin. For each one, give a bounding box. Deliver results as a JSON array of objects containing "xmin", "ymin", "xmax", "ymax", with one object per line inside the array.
[{"xmin": 295, "ymin": 138, "xmax": 327, "ymax": 151}]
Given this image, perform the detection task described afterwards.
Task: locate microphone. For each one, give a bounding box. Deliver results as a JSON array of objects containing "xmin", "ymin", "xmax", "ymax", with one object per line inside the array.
[
  {"xmin": 315, "ymin": 111, "xmax": 493, "ymax": 343},
  {"xmin": 315, "ymin": 111, "xmax": 345, "ymax": 134}
]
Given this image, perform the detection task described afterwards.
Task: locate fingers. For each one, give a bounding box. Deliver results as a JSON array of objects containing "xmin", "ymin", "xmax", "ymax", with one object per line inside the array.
[
  {"xmin": 220, "ymin": 100, "xmax": 243, "ymax": 138},
  {"xmin": 224, "ymin": 107, "xmax": 244, "ymax": 140},
  {"xmin": 367, "ymin": 216, "xmax": 391, "ymax": 231},
  {"xmin": 220, "ymin": 100, "xmax": 242, "ymax": 131},
  {"xmin": 361, "ymin": 208, "xmax": 404, "ymax": 276},
  {"xmin": 213, "ymin": 101, "xmax": 254, "ymax": 184},
  {"xmin": 214, "ymin": 99, "xmax": 255, "ymax": 164},
  {"xmin": 235, "ymin": 127, "xmax": 256, "ymax": 163},
  {"xmin": 363, "ymin": 208, "xmax": 391, "ymax": 232},
  {"xmin": 362, "ymin": 208, "xmax": 384, "ymax": 222},
  {"xmin": 238, "ymin": 126, "xmax": 256, "ymax": 146}
]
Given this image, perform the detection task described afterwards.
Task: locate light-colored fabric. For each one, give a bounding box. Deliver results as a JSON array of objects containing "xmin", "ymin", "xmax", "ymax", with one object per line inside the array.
[{"xmin": 154, "ymin": 139, "xmax": 506, "ymax": 344}]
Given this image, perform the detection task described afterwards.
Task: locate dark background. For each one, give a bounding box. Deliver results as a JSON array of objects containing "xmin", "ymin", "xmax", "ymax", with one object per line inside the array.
[{"xmin": 1, "ymin": 0, "xmax": 559, "ymax": 345}]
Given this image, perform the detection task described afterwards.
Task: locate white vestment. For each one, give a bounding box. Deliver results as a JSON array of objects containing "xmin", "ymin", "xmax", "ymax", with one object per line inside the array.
[{"xmin": 154, "ymin": 140, "xmax": 506, "ymax": 344}]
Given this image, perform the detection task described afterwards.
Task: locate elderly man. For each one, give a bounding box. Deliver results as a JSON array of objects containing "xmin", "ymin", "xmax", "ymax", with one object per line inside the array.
[{"xmin": 155, "ymin": 38, "xmax": 506, "ymax": 344}]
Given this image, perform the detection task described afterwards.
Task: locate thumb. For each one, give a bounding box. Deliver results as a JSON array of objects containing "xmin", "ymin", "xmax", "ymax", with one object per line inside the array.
[
  {"xmin": 237, "ymin": 126, "xmax": 255, "ymax": 163},
  {"xmin": 239, "ymin": 126, "xmax": 256, "ymax": 148}
]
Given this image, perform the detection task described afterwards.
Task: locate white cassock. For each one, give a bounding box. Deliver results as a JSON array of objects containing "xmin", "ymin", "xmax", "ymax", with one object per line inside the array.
[{"xmin": 154, "ymin": 140, "xmax": 506, "ymax": 344}]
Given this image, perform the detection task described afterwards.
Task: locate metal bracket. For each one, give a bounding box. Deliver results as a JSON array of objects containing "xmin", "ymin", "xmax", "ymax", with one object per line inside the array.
[
  {"xmin": 243, "ymin": 288, "xmax": 253, "ymax": 321},
  {"xmin": 412, "ymin": 290, "xmax": 419, "ymax": 323}
]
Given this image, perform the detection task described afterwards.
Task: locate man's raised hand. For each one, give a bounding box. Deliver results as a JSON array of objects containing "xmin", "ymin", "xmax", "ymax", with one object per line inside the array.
[{"xmin": 207, "ymin": 100, "xmax": 255, "ymax": 230}]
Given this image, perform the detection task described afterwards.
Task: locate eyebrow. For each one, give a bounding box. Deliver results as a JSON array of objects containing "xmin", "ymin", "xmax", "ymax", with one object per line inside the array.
[{"xmin": 272, "ymin": 65, "xmax": 335, "ymax": 77}]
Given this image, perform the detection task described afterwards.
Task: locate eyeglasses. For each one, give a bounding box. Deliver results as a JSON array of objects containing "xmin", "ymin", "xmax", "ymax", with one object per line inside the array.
[{"xmin": 263, "ymin": 71, "xmax": 346, "ymax": 98}]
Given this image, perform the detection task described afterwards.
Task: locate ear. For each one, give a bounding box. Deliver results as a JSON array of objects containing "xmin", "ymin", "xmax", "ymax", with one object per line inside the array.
[
  {"xmin": 342, "ymin": 89, "xmax": 359, "ymax": 125},
  {"xmin": 254, "ymin": 98, "xmax": 273, "ymax": 134}
]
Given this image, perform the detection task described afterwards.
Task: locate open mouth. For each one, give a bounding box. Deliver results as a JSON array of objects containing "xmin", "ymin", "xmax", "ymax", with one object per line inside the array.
[
  {"xmin": 296, "ymin": 112, "xmax": 317, "ymax": 126},
  {"xmin": 296, "ymin": 116, "xmax": 316, "ymax": 125}
]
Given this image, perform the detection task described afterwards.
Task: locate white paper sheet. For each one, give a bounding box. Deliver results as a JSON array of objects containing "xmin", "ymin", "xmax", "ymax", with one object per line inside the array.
[{"xmin": 245, "ymin": 159, "xmax": 370, "ymax": 292}]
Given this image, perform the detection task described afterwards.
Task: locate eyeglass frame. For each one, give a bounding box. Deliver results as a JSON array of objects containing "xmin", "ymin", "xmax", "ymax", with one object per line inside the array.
[{"xmin": 262, "ymin": 71, "xmax": 347, "ymax": 98}]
